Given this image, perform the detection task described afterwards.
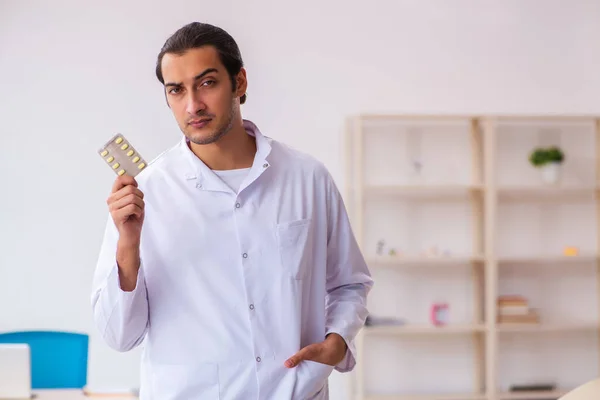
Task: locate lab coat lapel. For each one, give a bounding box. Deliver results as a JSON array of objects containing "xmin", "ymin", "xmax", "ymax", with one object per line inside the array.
[
  {"xmin": 178, "ymin": 119, "xmax": 273, "ymax": 194},
  {"xmin": 237, "ymin": 120, "xmax": 273, "ymax": 194}
]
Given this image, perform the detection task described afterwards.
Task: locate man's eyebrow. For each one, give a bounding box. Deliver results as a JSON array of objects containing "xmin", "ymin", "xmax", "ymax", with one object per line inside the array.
[{"xmin": 164, "ymin": 68, "xmax": 219, "ymax": 87}]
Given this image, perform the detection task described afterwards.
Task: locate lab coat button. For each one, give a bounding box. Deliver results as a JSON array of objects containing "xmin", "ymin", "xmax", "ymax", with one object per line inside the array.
[
  {"xmin": 263, "ymin": 163, "xmax": 269, "ymax": 168},
  {"xmin": 196, "ymin": 183, "xmax": 202, "ymax": 189},
  {"xmin": 235, "ymin": 202, "xmax": 241, "ymax": 208},
  {"xmin": 249, "ymin": 304, "xmax": 255, "ymax": 310},
  {"xmin": 243, "ymin": 253, "xmax": 248, "ymax": 258},
  {"xmin": 256, "ymin": 356, "xmax": 261, "ymax": 362}
]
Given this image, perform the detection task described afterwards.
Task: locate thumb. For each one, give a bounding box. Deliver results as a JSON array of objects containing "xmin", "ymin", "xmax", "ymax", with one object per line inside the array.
[{"xmin": 285, "ymin": 344, "xmax": 319, "ymax": 368}]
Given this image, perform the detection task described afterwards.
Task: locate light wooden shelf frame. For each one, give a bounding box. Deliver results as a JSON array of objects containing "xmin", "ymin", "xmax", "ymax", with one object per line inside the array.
[{"xmin": 346, "ymin": 114, "xmax": 600, "ymax": 400}]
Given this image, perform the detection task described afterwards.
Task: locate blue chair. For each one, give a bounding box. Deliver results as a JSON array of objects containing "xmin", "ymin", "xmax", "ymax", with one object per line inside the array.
[{"xmin": 0, "ymin": 331, "xmax": 88, "ymax": 389}]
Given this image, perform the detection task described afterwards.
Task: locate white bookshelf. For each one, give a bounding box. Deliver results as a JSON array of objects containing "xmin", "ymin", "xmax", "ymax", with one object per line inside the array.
[{"xmin": 346, "ymin": 115, "xmax": 600, "ymax": 400}]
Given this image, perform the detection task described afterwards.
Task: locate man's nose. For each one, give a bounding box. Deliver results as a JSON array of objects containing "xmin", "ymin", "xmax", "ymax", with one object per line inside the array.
[{"xmin": 186, "ymin": 92, "xmax": 206, "ymax": 115}]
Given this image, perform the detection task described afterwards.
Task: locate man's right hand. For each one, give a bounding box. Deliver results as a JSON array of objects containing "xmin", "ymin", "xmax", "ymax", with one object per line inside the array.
[
  {"xmin": 106, "ymin": 175, "xmax": 145, "ymax": 291},
  {"xmin": 108, "ymin": 175, "xmax": 145, "ymax": 244}
]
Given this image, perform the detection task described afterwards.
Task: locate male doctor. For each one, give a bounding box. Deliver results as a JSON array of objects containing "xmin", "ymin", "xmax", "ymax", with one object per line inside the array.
[{"xmin": 91, "ymin": 21, "xmax": 373, "ymax": 400}]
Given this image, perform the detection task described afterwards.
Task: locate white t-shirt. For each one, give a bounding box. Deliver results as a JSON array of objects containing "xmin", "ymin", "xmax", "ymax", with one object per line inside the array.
[{"xmin": 213, "ymin": 167, "xmax": 251, "ymax": 193}]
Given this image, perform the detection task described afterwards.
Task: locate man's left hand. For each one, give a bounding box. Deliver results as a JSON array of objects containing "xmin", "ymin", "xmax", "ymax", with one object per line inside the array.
[{"xmin": 284, "ymin": 333, "xmax": 347, "ymax": 368}]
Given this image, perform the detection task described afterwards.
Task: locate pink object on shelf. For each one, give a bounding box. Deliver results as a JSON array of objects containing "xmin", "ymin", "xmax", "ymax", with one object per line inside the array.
[{"xmin": 431, "ymin": 303, "xmax": 449, "ymax": 326}]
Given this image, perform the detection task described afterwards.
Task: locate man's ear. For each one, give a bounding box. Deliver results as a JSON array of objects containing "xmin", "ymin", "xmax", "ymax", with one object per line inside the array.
[{"xmin": 235, "ymin": 68, "xmax": 248, "ymax": 99}]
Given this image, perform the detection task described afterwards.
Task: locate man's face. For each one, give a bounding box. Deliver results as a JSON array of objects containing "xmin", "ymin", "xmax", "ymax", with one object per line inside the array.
[{"xmin": 160, "ymin": 46, "xmax": 246, "ymax": 145}]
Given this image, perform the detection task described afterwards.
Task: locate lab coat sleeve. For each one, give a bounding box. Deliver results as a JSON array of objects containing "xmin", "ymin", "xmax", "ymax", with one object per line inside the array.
[
  {"xmin": 323, "ymin": 172, "xmax": 374, "ymax": 373},
  {"xmin": 91, "ymin": 215, "xmax": 149, "ymax": 352}
]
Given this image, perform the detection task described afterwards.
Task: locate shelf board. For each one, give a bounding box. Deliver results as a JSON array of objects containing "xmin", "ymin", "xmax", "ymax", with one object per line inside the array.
[
  {"xmin": 358, "ymin": 114, "xmax": 598, "ymax": 122},
  {"xmin": 364, "ymin": 184, "xmax": 483, "ymax": 199},
  {"xmin": 364, "ymin": 394, "xmax": 487, "ymax": 400},
  {"xmin": 497, "ymin": 323, "xmax": 599, "ymax": 333},
  {"xmin": 497, "ymin": 390, "xmax": 568, "ymax": 400},
  {"xmin": 368, "ymin": 255, "xmax": 485, "ymax": 267},
  {"xmin": 498, "ymin": 254, "xmax": 598, "ymax": 265},
  {"xmin": 365, "ymin": 184, "xmax": 599, "ymax": 199},
  {"xmin": 364, "ymin": 324, "xmax": 486, "ymax": 335},
  {"xmin": 498, "ymin": 185, "xmax": 598, "ymax": 201}
]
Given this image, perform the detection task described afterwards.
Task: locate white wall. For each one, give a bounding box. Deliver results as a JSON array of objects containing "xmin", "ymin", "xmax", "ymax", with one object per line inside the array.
[{"xmin": 1, "ymin": 0, "xmax": 600, "ymax": 398}]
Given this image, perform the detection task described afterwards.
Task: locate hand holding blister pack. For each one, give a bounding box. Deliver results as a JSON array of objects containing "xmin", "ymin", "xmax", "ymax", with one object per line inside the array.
[
  {"xmin": 98, "ymin": 134, "xmax": 147, "ymax": 177},
  {"xmin": 99, "ymin": 133, "xmax": 147, "ymax": 289}
]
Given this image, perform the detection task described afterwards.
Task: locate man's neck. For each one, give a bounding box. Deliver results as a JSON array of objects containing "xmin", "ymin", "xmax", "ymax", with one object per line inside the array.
[{"xmin": 188, "ymin": 122, "xmax": 257, "ymax": 171}]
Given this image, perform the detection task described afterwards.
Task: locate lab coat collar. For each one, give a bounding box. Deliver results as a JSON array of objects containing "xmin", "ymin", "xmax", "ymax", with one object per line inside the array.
[{"xmin": 179, "ymin": 119, "xmax": 273, "ymax": 193}]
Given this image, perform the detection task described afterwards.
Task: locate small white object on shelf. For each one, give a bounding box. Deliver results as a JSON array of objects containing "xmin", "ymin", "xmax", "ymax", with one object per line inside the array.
[{"xmin": 541, "ymin": 162, "xmax": 562, "ymax": 184}]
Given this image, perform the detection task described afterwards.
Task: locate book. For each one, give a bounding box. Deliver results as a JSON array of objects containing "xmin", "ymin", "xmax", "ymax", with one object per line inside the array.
[
  {"xmin": 498, "ymin": 312, "xmax": 540, "ymax": 324},
  {"xmin": 498, "ymin": 305, "xmax": 530, "ymax": 315},
  {"xmin": 497, "ymin": 296, "xmax": 528, "ymax": 307},
  {"xmin": 509, "ymin": 383, "xmax": 556, "ymax": 391}
]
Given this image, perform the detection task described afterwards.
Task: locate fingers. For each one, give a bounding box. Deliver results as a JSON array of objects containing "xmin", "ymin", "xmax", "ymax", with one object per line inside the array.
[
  {"xmin": 109, "ymin": 192, "xmax": 145, "ymax": 213},
  {"xmin": 109, "ymin": 192, "xmax": 144, "ymax": 223},
  {"xmin": 107, "ymin": 183, "xmax": 144, "ymax": 205},
  {"xmin": 107, "ymin": 176, "xmax": 145, "ymax": 223},
  {"xmin": 111, "ymin": 174, "xmax": 138, "ymax": 194},
  {"xmin": 114, "ymin": 203, "xmax": 144, "ymax": 221},
  {"xmin": 285, "ymin": 344, "xmax": 321, "ymax": 368}
]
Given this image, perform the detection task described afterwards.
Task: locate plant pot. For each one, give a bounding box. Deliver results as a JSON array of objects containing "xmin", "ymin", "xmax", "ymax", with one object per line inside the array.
[{"xmin": 540, "ymin": 162, "xmax": 562, "ymax": 184}]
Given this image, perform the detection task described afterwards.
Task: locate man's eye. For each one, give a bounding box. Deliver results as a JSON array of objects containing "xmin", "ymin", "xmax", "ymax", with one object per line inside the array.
[
  {"xmin": 202, "ymin": 80, "xmax": 215, "ymax": 87},
  {"xmin": 168, "ymin": 87, "xmax": 181, "ymax": 94}
]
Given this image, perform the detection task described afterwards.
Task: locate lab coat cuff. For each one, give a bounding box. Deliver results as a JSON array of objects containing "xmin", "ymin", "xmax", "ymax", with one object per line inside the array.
[
  {"xmin": 326, "ymin": 330, "xmax": 356, "ymax": 373},
  {"xmin": 98, "ymin": 261, "xmax": 148, "ymax": 351},
  {"xmin": 107, "ymin": 260, "xmax": 146, "ymax": 299}
]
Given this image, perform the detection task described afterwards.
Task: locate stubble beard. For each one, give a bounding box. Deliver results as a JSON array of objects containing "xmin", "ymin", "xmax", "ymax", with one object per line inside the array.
[{"xmin": 186, "ymin": 98, "xmax": 237, "ymax": 146}]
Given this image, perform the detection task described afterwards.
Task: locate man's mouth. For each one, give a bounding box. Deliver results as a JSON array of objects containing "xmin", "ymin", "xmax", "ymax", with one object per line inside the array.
[{"xmin": 189, "ymin": 118, "xmax": 212, "ymax": 128}]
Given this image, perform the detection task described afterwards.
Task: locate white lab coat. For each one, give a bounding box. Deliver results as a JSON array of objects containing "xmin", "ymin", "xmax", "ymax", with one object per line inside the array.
[{"xmin": 91, "ymin": 120, "xmax": 374, "ymax": 400}]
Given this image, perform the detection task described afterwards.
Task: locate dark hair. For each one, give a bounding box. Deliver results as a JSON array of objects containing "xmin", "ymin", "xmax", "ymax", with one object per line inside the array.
[{"xmin": 155, "ymin": 22, "xmax": 246, "ymax": 104}]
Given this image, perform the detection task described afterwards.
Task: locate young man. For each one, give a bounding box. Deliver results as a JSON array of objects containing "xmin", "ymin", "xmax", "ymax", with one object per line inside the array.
[{"xmin": 91, "ymin": 22, "xmax": 373, "ymax": 400}]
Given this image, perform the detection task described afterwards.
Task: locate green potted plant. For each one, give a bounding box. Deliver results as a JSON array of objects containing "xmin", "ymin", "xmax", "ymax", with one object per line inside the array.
[{"xmin": 529, "ymin": 146, "xmax": 565, "ymax": 184}]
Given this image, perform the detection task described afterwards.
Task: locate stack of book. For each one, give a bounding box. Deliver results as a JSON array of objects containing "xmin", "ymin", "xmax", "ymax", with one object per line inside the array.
[{"xmin": 497, "ymin": 295, "xmax": 540, "ymax": 324}]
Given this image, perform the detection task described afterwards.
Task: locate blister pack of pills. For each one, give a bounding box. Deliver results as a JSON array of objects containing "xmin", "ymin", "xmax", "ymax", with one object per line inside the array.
[{"xmin": 98, "ymin": 134, "xmax": 147, "ymax": 177}]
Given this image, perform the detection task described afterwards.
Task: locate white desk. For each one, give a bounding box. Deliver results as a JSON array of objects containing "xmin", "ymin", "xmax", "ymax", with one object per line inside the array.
[{"xmin": 34, "ymin": 389, "xmax": 137, "ymax": 399}]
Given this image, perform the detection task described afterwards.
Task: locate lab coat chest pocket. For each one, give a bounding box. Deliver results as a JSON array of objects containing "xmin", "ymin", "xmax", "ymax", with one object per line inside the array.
[
  {"xmin": 276, "ymin": 218, "xmax": 312, "ymax": 280},
  {"xmin": 151, "ymin": 362, "xmax": 220, "ymax": 400}
]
